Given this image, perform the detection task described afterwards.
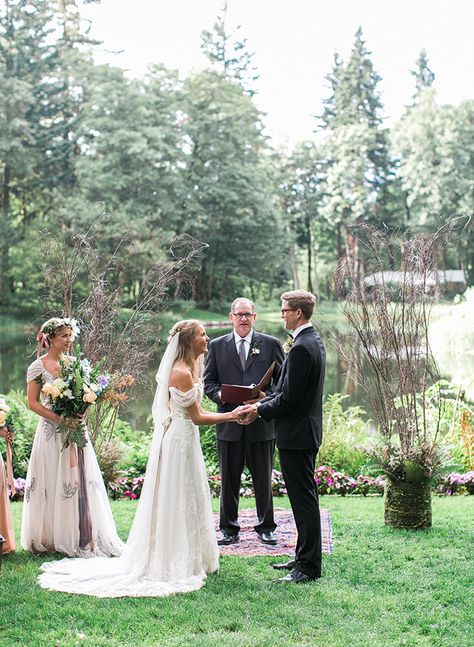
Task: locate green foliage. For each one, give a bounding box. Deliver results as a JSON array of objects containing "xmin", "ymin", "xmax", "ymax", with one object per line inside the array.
[
  {"xmin": 199, "ymin": 396, "xmax": 218, "ymax": 466},
  {"xmin": 0, "ymin": 390, "xmax": 37, "ymax": 478},
  {"xmin": 318, "ymin": 393, "xmax": 370, "ymax": 475}
]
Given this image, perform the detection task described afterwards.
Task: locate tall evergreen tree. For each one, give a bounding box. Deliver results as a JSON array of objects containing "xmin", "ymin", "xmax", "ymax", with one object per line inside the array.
[
  {"xmin": 180, "ymin": 69, "xmax": 284, "ymax": 305},
  {"xmin": 318, "ymin": 28, "xmax": 395, "ymax": 271},
  {"xmin": 411, "ymin": 49, "xmax": 435, "ymax": 96},
  {"xmin": 200, "ymin": 0, "xmax": 259, "ymax": 96}
]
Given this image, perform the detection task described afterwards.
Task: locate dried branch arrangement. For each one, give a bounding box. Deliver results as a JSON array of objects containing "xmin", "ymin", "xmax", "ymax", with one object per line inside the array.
[
  {"xmin": 334, "ymin": 223, "xmax": 454, "ymax": 481},
  {"xmin": 40, "ymin": 222, "xmax": 207, "ymax": 449}
]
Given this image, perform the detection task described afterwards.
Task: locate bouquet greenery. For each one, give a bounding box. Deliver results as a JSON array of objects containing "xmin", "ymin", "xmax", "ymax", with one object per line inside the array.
[
  {"xmin": 42, "ymin": 346, "xmax": 111, "ymax": 449},
  {"xmin": 0, "ymin": 397, "xmax": 14, "ymax": 432}
]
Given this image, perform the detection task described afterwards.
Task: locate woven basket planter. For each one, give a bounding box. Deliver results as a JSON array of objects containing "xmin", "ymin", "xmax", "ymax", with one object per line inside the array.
[{"xmin": 384, "ymin": 477, "xmax": 432, "ymax": 529}]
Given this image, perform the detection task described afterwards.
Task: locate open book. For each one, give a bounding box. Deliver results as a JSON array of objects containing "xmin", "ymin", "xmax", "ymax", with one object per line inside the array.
[{"xmin": 221, "ymin": 361, "xmax": 276, "ymax": 404}]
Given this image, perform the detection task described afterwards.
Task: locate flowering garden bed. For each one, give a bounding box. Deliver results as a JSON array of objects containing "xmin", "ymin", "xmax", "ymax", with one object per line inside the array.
[{"xmin": 11, "ymin": 467, "xmax": 473, "ymax": 501}]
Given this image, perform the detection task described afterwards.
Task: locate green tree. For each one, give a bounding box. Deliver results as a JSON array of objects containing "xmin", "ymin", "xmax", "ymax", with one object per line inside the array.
[
  {"xmin": 180, "ymin": 69, "xmax": 284, "ymax": 305},
  {"xmin": 318, "ymin": 28, "xmax": 395, "ymax": 273},
  {"xmin": 278, "ymin": 142, "xmax": 327, "ymax": 293},
  {"xmin": 200, "ymin": 0, "xmax": 259, "ymax": 96}
]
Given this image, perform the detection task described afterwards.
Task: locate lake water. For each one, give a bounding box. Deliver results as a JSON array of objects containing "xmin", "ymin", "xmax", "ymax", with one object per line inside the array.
[{"xmin": 1, "ymin": 307, "xmax": 470, "ymax": 431}]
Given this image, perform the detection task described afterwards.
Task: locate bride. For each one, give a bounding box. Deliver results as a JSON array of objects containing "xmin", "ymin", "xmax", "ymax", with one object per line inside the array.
[{"xmin": 39, "ymin": 320, "xmax": 244, "ymax": 597}]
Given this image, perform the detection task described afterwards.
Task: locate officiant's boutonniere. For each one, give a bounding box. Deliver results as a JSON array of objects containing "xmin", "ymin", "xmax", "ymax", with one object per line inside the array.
[
  {"xmin": 250, "ymin": 345, "xmax": 260, "ymax": 356},
  {"xmin": 283, "ymin": 335, "xmax": 294, "ymax": 354}
]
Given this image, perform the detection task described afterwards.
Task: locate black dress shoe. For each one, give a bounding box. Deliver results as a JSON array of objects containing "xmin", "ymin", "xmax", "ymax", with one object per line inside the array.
[
  {"xmin": 217, "ymin": 532, "xmax": 239, "ymax": 546},
  {"xmin": 258, "ymin": 531, "xmax": 277, "ymax": 545},
  {"xmin": 274, "ymin": 569, "xmax": 318, "ymax": 583},
  {"xmin": 272, "ymin": 559, "xmax": 296, "ymax": 571}
]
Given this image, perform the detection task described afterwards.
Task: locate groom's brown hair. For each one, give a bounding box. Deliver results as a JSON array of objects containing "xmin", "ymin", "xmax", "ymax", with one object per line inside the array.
[{"xmin": 281, "ymin": 290, "xmax": 316, "ymax": 320}]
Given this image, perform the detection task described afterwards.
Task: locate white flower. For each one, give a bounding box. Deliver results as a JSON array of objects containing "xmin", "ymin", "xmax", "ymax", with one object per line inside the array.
[
  {"xmin": 0, "ymin": 398, "xmax": 9, "ymax": 413},
  {"xmin": 63, "ymin": 389, "xmax": 74, "ymax": 400},
  {"xmin": 251, "ymin": 347, "xmax": 260, "ymax": 356}
]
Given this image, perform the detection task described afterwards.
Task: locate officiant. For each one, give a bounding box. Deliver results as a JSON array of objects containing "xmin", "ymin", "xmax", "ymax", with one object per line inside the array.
[{"xmin": 204, "ymin": 298, "xmax": 284, "ymax": 546}]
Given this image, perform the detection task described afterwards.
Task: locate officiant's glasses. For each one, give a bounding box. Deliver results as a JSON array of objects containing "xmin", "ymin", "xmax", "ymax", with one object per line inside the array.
[{"xmin": 232, "ymin": 312, "xmax": 253, "ymax": 319}]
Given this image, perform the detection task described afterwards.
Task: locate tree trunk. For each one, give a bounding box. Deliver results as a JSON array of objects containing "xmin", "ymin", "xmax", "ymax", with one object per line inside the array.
[
  {"xmin": 384, "ymin": 478, "xmax": 432, "ymax": 529},
  {"xmin": 287, "ymin": 224, "xmax": 300, "ymax": 288},
  {"xmin": 1, "ymin": 164, "xmax": 12, "ymax": 306},
  {"xmin": 306, "ymin": 218, "xmax": 313, "ymax": 293}
]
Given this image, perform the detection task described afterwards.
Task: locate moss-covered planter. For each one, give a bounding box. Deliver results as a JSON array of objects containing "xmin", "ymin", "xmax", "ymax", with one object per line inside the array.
[{"xmin": 384, "ymin": 477, "xmax": 432, "ymax": 529}]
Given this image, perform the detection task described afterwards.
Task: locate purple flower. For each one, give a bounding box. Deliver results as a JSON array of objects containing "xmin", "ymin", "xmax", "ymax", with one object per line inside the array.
[{"xmin": 98, "ymin": 375, "xmax": 110, "ymax": 388}]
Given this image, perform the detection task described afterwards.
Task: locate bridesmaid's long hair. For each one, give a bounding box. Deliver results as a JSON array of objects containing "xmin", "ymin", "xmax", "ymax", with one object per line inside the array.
[{"xmin": 169, "ymin": 319, "xmax": 205, "ymax": 378}]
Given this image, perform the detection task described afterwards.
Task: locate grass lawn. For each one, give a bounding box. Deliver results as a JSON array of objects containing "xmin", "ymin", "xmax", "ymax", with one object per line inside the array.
[{"xmin": 2, "ymin": 496, "xmax": 473, "ymax": 647}]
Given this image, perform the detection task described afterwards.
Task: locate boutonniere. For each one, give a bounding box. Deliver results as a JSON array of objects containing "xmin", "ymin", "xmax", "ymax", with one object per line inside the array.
[
  {"xmin": 283, "ymin": 335, "xmax": 294, "ymax": 354},
  {"xmin": 250, "ymin": 345, "xmax": 260, "ymax": 356}
]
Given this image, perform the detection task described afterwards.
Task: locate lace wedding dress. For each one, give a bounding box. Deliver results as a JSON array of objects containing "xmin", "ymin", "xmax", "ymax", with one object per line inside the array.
[
  {"xmin": 22, "ymin": 359, "xmax": 123, "ymax": 557},
  {"xmin": 38, "ymin": 334, "xmax": 219, "ymax": 597}
]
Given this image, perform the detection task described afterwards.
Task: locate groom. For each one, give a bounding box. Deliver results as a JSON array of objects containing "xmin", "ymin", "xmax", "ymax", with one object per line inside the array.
[{"xmin": 240, "ymin": 290, "xmax": 325, "ymax": 583}]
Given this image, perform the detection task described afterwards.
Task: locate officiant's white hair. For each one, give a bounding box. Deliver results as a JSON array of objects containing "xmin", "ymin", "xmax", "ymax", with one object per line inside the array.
[{"xmin": 230, "ymin": 297, "xmax": 255, "ymax": 313}]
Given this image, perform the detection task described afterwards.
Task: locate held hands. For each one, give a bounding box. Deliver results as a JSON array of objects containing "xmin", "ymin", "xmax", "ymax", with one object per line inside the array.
[
  {"xmin": 237, "ymin": 404, "xmax": 259, "ymax": 425},
  {"xmin": 229, "ymin": 404, "xmax": 258, "ymax": 424}
]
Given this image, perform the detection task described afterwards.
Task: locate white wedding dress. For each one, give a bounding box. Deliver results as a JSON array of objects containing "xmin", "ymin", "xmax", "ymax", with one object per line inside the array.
[
  {"xmin": 38, "ymin": 334, "xmax": 219, "ymax": 597},
  {"xmin": 22, "ymin": 359, "xmax": 123, "ymax": 557}
]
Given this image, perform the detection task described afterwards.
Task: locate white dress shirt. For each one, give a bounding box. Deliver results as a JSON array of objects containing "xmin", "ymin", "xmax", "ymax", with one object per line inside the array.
[
  {"xmin": 233, "ymin": 331, "xmax": 253, "ymax": 360},
  {"xmin": 291, "ymin": 322, "xmax": 313, "ymax": 340}
]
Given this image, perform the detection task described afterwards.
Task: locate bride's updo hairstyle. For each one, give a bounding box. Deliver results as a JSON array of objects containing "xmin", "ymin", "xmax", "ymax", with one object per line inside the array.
[{"xmin": 169, "ymin": 319, "xmax": 204, "ymax": 371}]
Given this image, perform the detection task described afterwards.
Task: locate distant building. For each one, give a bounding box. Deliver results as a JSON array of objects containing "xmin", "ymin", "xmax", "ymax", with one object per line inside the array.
[{"xmin": 364, "ymin": 270, "xmax": 467, "ymax": 295}]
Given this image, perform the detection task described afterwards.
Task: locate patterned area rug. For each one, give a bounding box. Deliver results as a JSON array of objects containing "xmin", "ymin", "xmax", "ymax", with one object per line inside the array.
[{"xmin": 214, "ymin": 508, "xmax": 333, "ymax": 557}]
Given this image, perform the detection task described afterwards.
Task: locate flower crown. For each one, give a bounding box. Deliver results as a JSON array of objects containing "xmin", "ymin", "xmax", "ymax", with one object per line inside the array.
[
  {"xmin": 40, "ymin": 317, "xmax": 80, "ymax": 339},
  {"xmin": 36, "ymin": 317, "xmax": 80, "ymax": 357}
]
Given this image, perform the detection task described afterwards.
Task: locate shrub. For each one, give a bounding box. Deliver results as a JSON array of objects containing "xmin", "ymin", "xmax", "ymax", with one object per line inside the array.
[
  {"xmin": 0, "ymin": 391, "xmax": 38, "ymax": 478},
  {"xmin": 199, "ymin": 397, "xmax": 218, "ymax": 466},
  {"xmin": 318, "ymin": 394, "xmax": 370, "ymax": 475}
]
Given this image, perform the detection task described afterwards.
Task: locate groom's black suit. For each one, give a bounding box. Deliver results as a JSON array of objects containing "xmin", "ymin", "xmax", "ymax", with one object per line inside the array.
[
  {"xmin": 204, "ymin": 331, "xmax": 284, "ymax": 536},
  {"xmin": 258, "ymin": 326, "xmax": 325, "ymax": 578}
]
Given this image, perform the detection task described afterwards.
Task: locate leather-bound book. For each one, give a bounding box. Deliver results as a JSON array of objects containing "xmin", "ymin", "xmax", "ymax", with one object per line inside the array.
[{"xmin": 221, "ymin": 362, "xmax": 276, "ymax": 404}]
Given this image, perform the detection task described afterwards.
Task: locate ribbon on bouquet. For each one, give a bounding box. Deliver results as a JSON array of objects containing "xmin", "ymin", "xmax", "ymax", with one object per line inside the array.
[
  {"xmin": 69, "ymin": 443, "xmax": 78, "ymax": 469},
  {"xmin": 5, "ymin": 438, "xmax": 15, "ymax": 497}
]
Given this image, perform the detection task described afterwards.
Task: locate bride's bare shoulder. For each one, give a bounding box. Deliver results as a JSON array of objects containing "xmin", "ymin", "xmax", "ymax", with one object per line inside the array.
[{"xmin": 169, "ymin": 363, "xmax": 194, "ymax": 390}]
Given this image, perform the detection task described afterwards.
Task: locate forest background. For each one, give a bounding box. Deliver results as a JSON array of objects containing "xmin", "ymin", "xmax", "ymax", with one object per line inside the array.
[{"xmin": 1, "ymin": 0, "xmax": 473, "ymax": 314}]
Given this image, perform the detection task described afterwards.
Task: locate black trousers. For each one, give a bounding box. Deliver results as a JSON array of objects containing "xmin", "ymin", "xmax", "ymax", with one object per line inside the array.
[
  {"xmin": 218, "ymin": 435, "xmax": 276, "ymax": 535},
  {"xmin": 279, "ymin": 447, "xmax": 321, "ymax": 578}
]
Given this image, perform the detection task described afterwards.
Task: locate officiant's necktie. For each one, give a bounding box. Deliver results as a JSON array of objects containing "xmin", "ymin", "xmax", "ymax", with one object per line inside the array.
[{"xmin": 239, "ymin": 339, "xmax": 247, "ymax": 370}]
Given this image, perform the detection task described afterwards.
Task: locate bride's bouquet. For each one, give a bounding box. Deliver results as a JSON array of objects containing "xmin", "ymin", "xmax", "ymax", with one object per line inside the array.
[
  {"xmin": 42, "ymin": 347, "xmax": 111, "ymax": 449},
  {"xmin": 0, "ymin": 397, "xmax": 14, "ymax": 432}
]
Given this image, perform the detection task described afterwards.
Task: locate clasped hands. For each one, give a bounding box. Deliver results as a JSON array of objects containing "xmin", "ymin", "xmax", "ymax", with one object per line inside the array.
[{"xmin": 231, "ymin": 404, "xmax": 259, "ymax": 425}]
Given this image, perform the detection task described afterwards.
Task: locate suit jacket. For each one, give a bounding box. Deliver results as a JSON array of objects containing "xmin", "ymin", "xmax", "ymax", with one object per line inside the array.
[
  {"xmin": 258, "ymin": 327, "xmax": 325, "ymax": 451},
  {"xmin": 204, "ymin": 331, "xmax": 285, "ymax": 442}
]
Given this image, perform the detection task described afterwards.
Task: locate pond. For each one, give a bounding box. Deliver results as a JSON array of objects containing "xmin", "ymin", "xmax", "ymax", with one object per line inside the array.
[{"xmin": 0, "ymin": 304, "xmax": 470, "ymax": 432}]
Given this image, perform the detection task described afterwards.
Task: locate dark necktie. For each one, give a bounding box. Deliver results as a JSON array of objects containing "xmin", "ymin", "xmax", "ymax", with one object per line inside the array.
[{"xmin": 239, "ymin": 339, "xmax": 246, "ymax": 370}]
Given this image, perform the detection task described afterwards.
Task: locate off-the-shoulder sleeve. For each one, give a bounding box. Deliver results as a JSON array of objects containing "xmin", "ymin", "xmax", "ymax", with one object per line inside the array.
[
  {"xmin": 169, "ymin": 384, "xmax": 200, "ymax": 407},
  {"xmin": 27, "ymin": 359, "xmax": 44, "ymax": 383}
]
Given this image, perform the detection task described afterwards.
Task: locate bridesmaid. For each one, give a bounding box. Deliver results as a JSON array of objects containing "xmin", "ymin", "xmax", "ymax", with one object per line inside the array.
[
  {"xmin": 21, "ymin": 316, "xmax": 123, "ymax": 557},
  {"xmin": 0, "ymin": 424, "xmax": 16, "ymax": 554}
]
